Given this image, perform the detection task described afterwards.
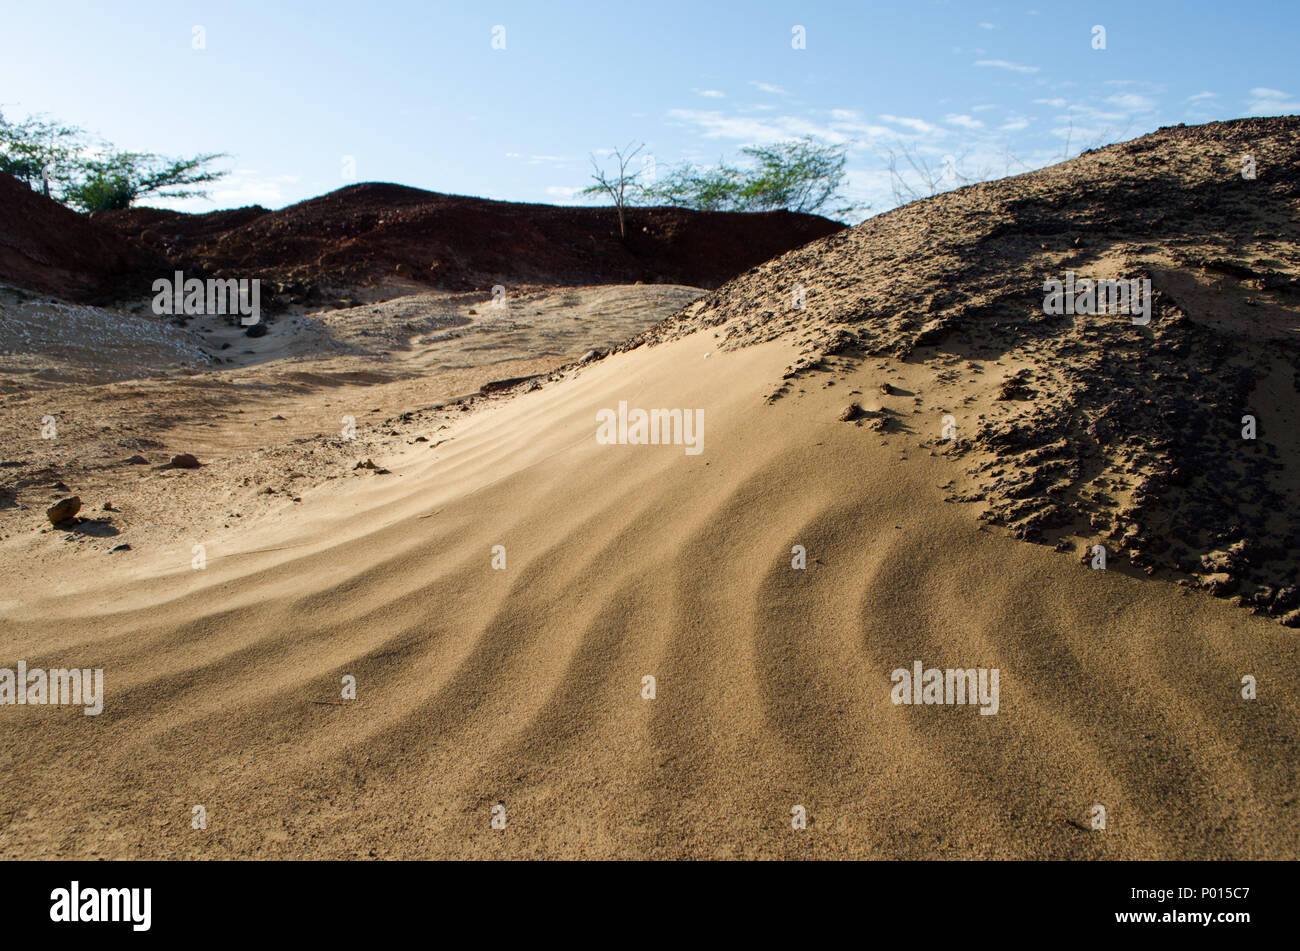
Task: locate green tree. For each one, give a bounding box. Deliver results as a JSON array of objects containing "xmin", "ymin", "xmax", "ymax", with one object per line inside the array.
[
  {"xmin": 645, "ymin": 161, "xmax": 743, "ymax": 211},
  {"xmin": 61, "ymin": 150, "xmax": 228, "ymax": 211},
  {"xmin": 736, "ymin": 138, "xmax": 850, "ymax": 215},
  {"xmin": 0, "ymin": 111, "xmax": 82, "ymax": 197},
  {"xmin": 644, "ymin": 137, "xmax": 860, "ymax": 219}
]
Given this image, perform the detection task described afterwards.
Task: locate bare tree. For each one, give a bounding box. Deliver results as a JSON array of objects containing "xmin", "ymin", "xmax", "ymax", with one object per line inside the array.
[
  {"xmin": 883, "ymin": 144, "xmax": 990, "ymax": 207},
  {"xmin": 582, "ymin": 141, "xmax": 645, "ymax": 240}
]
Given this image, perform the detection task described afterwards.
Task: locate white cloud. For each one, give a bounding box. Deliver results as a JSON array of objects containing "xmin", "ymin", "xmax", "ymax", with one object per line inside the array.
[
  {"xmin": 665, "ymin": 108, "xmax": 843, "ymax": 143},
  {"xmin": 749, "ymin": 81, "xmax": 788, "ymax": 95},
  {"xmin": 544, "ymin": 185, "xmax": 582, "ymax": 201},
  {"xmin": 1246, "ymin": 87, "xmax": 1300, "ymax": 114},
  {"xmin": 1105, "ymin": 93, "xmax": 1156, "ymax": 112},
  {"xmin": 974, "ymin": 59, "xmax": 1039, "ymax": 74},
  {"xmin": 979, "ymin": 22, "xmax": 996, "ymax": 29},
  {"xmin": 1033, "ymin": 97, "xmax": 1067, "ymax": 108},
  {"xmin": 880, "ymin": 114, "xmax": 946, "ymax": 136},
  {"xmin": 696, "ymin": 89, "xmax": 726, "ymax": 98},
  {"xmin": 1186, "ymin": 91, "xmax": 1217, "ymax": 102},
  {"xmin": 197, "ymin": 171, "xmax": 300, "ymax": 210},
  {"xmin": 944, "ymin": 113, "xmax": 984, "ymax": 130}
]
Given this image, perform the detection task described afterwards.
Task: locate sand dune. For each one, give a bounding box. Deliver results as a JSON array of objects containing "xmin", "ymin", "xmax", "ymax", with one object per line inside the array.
[{"xmin": 2, "ymin": 328, "xmax": 1295, "ymax": 859}]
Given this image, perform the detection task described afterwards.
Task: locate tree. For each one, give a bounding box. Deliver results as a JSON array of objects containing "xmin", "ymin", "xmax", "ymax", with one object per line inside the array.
[
  {"xmin": 582, "ymin": 141, "xmax": 646, "ymax": 240},
  {"xmin": 61, "ymin": 150, "xmax": 228, "ymax": 211},
  {"xmin": 882, "ymin": 143, "xmax": 989, "ymax": 206},
  {"xmin": 646, "ymin": 160, "xmax": 743, "ymax": 211},
  {"xmin": 643, "ymin": 137, "xmax": 860, "ymax": 219},
  {"xmin": 1, "ymin": 106, "xmax": 228, "ymax": 211},
  {"xmin": 0, "ymin": 111, "xmax": 82, "ymax": 197},
  {"xmin": 736, "ymin": 138, "xmax": 850, "ymax": 214}
]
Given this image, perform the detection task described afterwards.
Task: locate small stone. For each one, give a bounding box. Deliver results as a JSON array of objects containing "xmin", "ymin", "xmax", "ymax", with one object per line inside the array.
[
  {"xmin": 110, "ymin": 543, "xmax": 131, "ymax": 553},
  {"xmin": 170, "ymin": 453, "xmax": 201, "ymax": 469},
  {"xmin": 838, "ymin": 403, "xmax": 862, "ymax": 422},
  {"xmin": 124, "ymin": 454, "xmax": 148, "ymax": 465}
]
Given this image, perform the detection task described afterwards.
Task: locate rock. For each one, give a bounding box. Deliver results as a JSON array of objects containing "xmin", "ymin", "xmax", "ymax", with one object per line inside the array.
[
  {"xmin": 1272, "ymin": 586, "xmax": 1299, "ymax": 611},
  {"xmin": 245, "ymin": 323, "xmax": 268, "ymax": 338},
  {"xmin": 1201, "ymin": 572, "xmax": 1239, "ymax": 596},
  {"xmin": 102, "ymin": 502, "xmax": 113, "ymax": 511},
  {"xmin": 838, "ymin": 403, "xmax": 862, "ymax": 422},
  {"xmin": 354, "ymin": 459, "xmax": 379, "ymax": 470},
  {"xmin": 110, "ymin": 543, "xmax": 131, "ymax": 553},
  {"xmin": 46, "ymin": 496, "xmax": 81, "ymax": 525},
  {"xmin": 578, "ymin": 349, "xmax": 605, "ymax": 365},
  {"xmin": 879, "ymin": 382, "xmax": 896, "ymax": 395},
  {"xmin": 139, "ymin": 229, "xmax": 163, "ymax": 246},
  {"xmin": 1280, "ymin": 609, "xmax": 1300, "ymax": 628},
  {"xmin": 395, "ymin": 263, "xmax": 413, "ymax": 278},
  {"xmin": 169, "ymin": 453, "xmax": 201, "ymax": 469},
  {"xmin": 124, "ymin": 454, "xmax": 148, "ymax": 465}
]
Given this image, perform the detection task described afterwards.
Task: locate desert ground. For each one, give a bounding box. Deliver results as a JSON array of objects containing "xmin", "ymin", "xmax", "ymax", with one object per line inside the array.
[{"xmin": 0, "ymin": 117, "xmax": 1297, "ymax": 860}]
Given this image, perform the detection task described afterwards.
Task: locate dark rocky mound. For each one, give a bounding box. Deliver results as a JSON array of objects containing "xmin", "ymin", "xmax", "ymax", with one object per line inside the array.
[
  {"xmin": 638, "ymin": 115, "xmax": 1300, "ymax": 624},
  {"xmin": 0, "ymin": 172, "xmax": 164, "ymax": 301},
  {"xmin": 98, "ymin": 183, "xmax": 844, "ymax": 299}
]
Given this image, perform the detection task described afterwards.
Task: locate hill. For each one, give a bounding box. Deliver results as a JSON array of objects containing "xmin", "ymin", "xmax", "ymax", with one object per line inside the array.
[{"xmin": 96, "ymin": 183, "xmax": 844, "ymax": 300}]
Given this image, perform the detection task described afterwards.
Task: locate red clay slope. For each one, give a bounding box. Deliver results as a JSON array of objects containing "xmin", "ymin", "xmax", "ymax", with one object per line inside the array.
[
  {"xmin": 98, "ymin": 183, "xmax": 844, "ymax": 296},
  {"xmin": 0, "ymin": 172, "xmax": 163, "ymax": 302}
]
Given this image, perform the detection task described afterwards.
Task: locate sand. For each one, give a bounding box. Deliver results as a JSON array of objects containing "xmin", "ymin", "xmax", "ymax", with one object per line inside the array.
[{"xmin": 1, "ymin": 327, "xmax": 1295, "ymax": 859}]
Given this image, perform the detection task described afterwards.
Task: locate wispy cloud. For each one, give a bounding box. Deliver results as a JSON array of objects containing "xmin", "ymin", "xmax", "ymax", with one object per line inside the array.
[
  {"xmin": 944, "ymin": 113, "xmax": 984, "ymax": 130},
  {"xmin": 1105, "ymin": 93, "xmax": 1156, "ymax": 112},
  {"xmin": 665, "ymin": 108, "xmax": 842, "ymax": 143},
  {"xmin": 695, "ymin": 88, "xmax": 726, "ymax": 98},
  {"xmin": 749, "ymin": 81, "xmax": 788, "ymax": 95},
  {"xmin": 975, "ymin": 59, "xmax": 1039, "ymax": 74},
  {"xmin": 1246, "ymin": 87, "xmax": 1300, "ymax": 115},
  {"xmin": 880, "ymin": 114, "xmax": 946, "ymax": 136}
]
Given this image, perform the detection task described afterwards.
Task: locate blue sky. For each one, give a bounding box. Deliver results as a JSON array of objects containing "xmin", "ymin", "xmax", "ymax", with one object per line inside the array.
[{"xmin": 2, "ymin": 0, "xmax": 1296, "ymax": 220}]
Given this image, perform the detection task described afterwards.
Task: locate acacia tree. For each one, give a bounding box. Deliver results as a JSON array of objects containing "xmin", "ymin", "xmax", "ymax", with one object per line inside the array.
[
  {"xmin": 582, "ymin": 141, "xmax": 646, "ymax": 240},
  {"xmin": 61, "ymin": 150, "xmax": 228, "ymax": 211},
  {"xmin": 736, "ymin": 138, "xmax": 849, "ymax": 214},
  {"xmin": 0, "ymin": 106, "xmax": 228, "ymax": 211},
  {"xmin": 0, "ymin": 111, "xmax": 82, "ymax": 197},
  {"xmin": 643, "ymin": 137, "xmax": 861, "ymax": 220}
]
